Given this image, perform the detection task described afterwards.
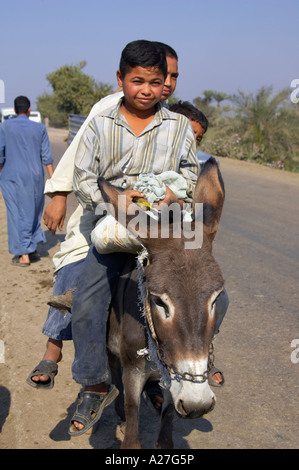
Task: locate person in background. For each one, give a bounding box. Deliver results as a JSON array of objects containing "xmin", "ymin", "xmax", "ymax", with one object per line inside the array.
[{"xmin": 0, "ymin": 95, "xmax": 53, "ymax": 267}]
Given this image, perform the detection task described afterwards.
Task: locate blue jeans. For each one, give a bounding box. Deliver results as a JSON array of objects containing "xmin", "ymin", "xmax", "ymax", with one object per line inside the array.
[
  {"xmin": 71, "ymin": 245, "xmax": 134, "ymax": 386},
  {"xmin": 215, "ymin": 288, "xmax": 229, "ymax": 335},
  {"xmin": 42, "ymin": 259, "xmax": 85, "ymax": 340}
]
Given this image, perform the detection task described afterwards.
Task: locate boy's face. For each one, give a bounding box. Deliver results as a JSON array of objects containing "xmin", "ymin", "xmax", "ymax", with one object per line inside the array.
[
  {"xmin": 190, "ymin": 121, "xmax": 206, "ymax": 146},
  {"xmin": 161, "ymin": 56, "xmax": 179, "ymax": 101},
  {"xmin": 117, "ymin": 66, "xmax": 165, "ymax": 114}
]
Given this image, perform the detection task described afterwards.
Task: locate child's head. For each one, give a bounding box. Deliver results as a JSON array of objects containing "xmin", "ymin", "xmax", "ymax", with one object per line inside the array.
[
  {"xmin": 169, "ymin": 100, "xmax": 209, "ymax": 145},
  {"xmin": 119, "ymin": 40, "xmax": 167, "ymax": 80},
  {"xmin": 117, "ymin": 40, "xmax": 168, "ymax": 115},
  {"xmin": 155, "ymin": 42, "xmax": 178, "ymax": 62},
  {"xmin": 154, "ymin": 42, "xmax": 179, "ymax": 101}
]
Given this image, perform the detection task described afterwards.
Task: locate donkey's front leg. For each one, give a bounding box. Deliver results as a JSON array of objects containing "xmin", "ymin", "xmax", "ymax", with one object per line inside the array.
[
  {"xmin": 121, "ymin": 367, "xmax": 145, "ymax": 449},
  {"xmin": 155, "ymin": 389, "xmax": 175, "ymax": 449}
]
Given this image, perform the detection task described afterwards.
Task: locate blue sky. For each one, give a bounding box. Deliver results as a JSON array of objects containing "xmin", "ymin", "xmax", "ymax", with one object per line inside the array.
[{"xmin": 1, "ymin": 0, "xmax": 298, "ymax": 108}]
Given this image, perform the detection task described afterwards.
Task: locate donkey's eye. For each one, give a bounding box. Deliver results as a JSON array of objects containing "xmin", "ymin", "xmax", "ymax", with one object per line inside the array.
[
  {"xmin": 152, "ymin": 295, "xmax": 169, "ymax": 318},
  {"xmin": 151, "ymin": 293, "xmax": 173, "ymax": 319}
]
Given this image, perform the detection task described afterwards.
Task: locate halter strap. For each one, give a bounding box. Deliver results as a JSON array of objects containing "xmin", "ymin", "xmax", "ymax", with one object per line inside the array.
[{"xmin": 136, "ymin": 248, "xmax": 214, "ymax": 384}]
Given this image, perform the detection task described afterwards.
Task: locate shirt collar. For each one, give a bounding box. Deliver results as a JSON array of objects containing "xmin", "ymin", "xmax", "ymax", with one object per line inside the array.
[{"xmin": 109, "ymin": 97, "xmax": 177, "ymax": 125}]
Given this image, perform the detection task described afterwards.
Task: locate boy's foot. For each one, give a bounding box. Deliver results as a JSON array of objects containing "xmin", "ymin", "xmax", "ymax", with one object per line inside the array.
[
  {"xmin": 29, "ymin": 339, "xmax": 62, "ymax": 385},
  {"xmin": 69, "ymin": 384, "xmax": 119, "ymax": 436},
  {"xmin": 27, "ymin": 360, "xmax": 58, "ymax": 389},
  {"xmin": 143, "ymin": 381, "xmax": 164, "ymax": 416},
  {"xmin": 208, "ymin": 366, "xmax": 225, "ymax": 387}
]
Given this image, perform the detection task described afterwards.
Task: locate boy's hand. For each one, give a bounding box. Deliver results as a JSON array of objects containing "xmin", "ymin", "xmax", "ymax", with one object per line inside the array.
[
  {"xmin": 123, "ymin": 189, "xmax": 145, "ymax": 202},
  {"xmin": 43, "ymin": 193, "xmax": 68, "ymax": 234},
  {"xmin": 156, "ymin": 185, "xmax": 184, "ymax": 208}
]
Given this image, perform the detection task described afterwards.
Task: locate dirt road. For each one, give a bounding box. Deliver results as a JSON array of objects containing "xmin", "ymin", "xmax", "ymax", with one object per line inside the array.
[{"xmin": 0, "ymin": 128, "xmax": 298, "ymax": 449}]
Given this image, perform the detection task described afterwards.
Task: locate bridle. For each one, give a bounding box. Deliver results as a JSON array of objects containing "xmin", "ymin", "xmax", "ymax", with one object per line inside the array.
[{"xmin": 137, "ymin": 248, "xmax": 215, "ymax": 385}]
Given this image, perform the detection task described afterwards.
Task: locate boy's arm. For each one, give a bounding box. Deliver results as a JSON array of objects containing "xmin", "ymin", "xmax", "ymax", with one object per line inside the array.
[
  {"xmin": 157, "ymin": 185, "xmax": 185, "ymax": 208},
  {"xmin": 44, "ymin": 91, "xmax": 124, "ymax": 197},
  {"xmin": 156, "ymin": 125, "xmax": 199, "ymax": 209},
  {"xmin": 178, "ymin": 124, "xmax": 200, "ymax": 201},
  {"xmin": 43, "ymin": 136, "xmax": 80, "ymax": 234},
  {"xmin": 43, "ymin": 92, "xmax": 124, "ymax": 234},
  {"xmin": 44, "ymin": 192, "xmax": 70, "ymax": 235},
  {"xmin": 44, "ymin": 132, "xmax": 81, "ymax": 196},
  {"xmin": 73, "ymin": 123, "xmax": 104, "ymax": 211},
  {"xmin": 42, "ymin": 117, "xmax": 87, "ymax": 234}
]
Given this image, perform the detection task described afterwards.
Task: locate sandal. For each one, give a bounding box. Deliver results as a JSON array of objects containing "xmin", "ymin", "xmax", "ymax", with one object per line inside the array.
[
  {"xmin": 208, "ymin": 365, "xmax": 225, "ymax": 387},
  {"xmin": 68, "ymin": 385, "xmax": 119, "ymax": 436},
  {"xmin": 26, "ymin": 360, "xmax": 58, "ymax": 389},
  {"xmin": 142, "ymin": 380, "xmax": 163, "ymax": 417}
]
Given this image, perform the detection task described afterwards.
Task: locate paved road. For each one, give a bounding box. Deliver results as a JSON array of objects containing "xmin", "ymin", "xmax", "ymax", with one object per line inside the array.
[
  {"xmin": 209, "ymin": 158, "xmax": 299, "ymax": 448},
  {"xmin": 0, "ymin": 128, "xmax": 298, "ymax": 449}
]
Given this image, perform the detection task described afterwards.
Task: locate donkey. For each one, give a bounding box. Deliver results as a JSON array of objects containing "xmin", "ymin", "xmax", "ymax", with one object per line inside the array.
[{"xmin": 98, "ymin": 157, "xmax": 225, "ymax": 449}]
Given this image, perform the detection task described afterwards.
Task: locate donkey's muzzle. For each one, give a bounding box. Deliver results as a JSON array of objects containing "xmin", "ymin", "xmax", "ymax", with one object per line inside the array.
[{"xmin": 176, "ymin": 395, "xmax": 216, "ymax": 419}]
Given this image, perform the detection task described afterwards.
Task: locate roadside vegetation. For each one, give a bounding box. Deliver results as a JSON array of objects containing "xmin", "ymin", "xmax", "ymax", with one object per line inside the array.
[
  {"xmin": 198, "ymin": 87, "xmax": 299, "ymax": 172},
  {"xmin": 37, "ymin": 61, "xmax": 113, "ymax": 128},
  {"xmin": 37, "ymin": 63, "xmax": 299, "ymax": 172}
]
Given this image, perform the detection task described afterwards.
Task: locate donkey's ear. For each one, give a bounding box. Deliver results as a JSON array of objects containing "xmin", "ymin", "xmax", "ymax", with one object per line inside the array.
[
  {"xmin": 98, "ymin": 177, "xmax": 124, "ymax": 216},
  {"xmin": 97, "ymin": 177, "xmax": 151, "ymax": 239},
  {"xmin": 192, "ymin": 157, "xmax": 225, "ymax": 240}
]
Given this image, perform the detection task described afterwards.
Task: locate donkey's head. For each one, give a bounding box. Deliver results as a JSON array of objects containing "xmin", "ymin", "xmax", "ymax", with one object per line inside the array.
[{"xmin": 98, "ymin": 157, "xmax": 225, "ymax": 419}]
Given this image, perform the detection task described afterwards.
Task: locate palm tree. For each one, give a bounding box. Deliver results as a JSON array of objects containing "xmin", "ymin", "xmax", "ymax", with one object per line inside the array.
[
  {"xmin": 228, "ymin": 86, "xmax": 296, "ymax": 164},
  {"xmin": 193, "ymin": 90, "xmax": 217, "ymax": 124},
  {"xmin": 212, "ymin": 91, "xmax": 228, "ymax": 114}
]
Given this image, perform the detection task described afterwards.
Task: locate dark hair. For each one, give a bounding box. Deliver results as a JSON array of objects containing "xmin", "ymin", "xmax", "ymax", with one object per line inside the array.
[
  {"xmin": 168, "ymin": 100, "xmax": 209, "ymax": 132},
  {"xmin": 119, "ymin": 40, "xmax": 167, "ymax": 79},
  {"xmin": 154, "ymin": 42, "xmax": 178, "ymax": 61},
  {"xmin": 14, "ymin": 95, "xmax": 30, "ymax": 114}
]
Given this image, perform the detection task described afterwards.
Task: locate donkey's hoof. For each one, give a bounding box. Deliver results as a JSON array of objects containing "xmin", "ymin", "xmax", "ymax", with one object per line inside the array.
[
  {"xmin": 121, "ymin": 440, "xmax": 141, "ymax": 449},
  {"xmin": 155, "ymin": 440, "xmax": 174, "ymax": 449}
]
